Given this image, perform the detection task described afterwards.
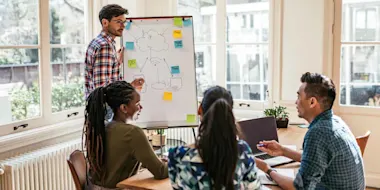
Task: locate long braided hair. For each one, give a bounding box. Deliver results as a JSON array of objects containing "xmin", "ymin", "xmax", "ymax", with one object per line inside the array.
[
  {"xmin": 83, "ymin": 81, "xmax": 136, "ymax": 182},
  {"xmin": 196, "ymin": 86, "xmax": 238, "ymax": 189}
]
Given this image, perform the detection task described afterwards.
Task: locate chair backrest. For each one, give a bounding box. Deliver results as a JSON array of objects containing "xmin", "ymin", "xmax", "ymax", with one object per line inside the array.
[
  {"xmin": 356, "ymin": 131, "xmax": 371, "ymax": 157},
  {"xmin": 67, "ymin": 150, "xmax": 87, "ymax": 190}
]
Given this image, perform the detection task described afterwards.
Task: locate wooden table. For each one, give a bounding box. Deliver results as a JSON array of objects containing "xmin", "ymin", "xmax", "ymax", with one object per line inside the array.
[{"xmin": 117, "ymin": 125, "xmax": 308, "ymax": 190}]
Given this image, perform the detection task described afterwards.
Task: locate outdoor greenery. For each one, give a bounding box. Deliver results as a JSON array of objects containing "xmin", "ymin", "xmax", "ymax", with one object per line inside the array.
[
  {"xmin": 0, "ymin": 0, "xmax": 84, "ymax": 65},
  {"xmin": 1, "ymin": 0, "xmax": 86, "ymax": 121},
  {"xmin": 10, "ymin": 78, "xmax": 85, "ymax": 120},
  {"xmin": 10, "ymin": 83, "xmax": 40, "ymax": 120},
  {"xmin": 156, "ymin": 129, "xmax": 165, "ymax": 135},
  {"xmin": 51, "ymin": 78, "xmax": 85, "ymax": 112}
]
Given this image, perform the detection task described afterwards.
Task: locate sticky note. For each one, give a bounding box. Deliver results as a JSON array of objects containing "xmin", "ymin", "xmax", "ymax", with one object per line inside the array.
[
  {"xmin": 128, "ymin": 59, "xmax": 137, "ymax": 68},
  {"xmin": 125, "ymin": 42, "xmax": 134, "ymax": 50},
  {"xmin": 171, "ymin": 66, "xmax": 180, "ymax": 74},
  {"xmin": 183, "ymin": 19, "xmax": 192, "ymax": 27},
  {"xmin": 174, "ymin": 40, "xmax": 183, "ymax": 48},
  {"xmin": 125, "ymin": 21, "xmax": 132, "ymax": 30},
  {"xmin": 163, "ymin": 92, "xmax": 172, "ymax": 101},
  {"xmin": 186, "ymin": 114, "xmax": 196, "ymax": 123},
  {"xmin": 173, "ymin": 30, "xmax": 182, "ymax": 38},
  {"xmin": 173, "ymin": 17, "xmax": 183, "ymax": 27}
]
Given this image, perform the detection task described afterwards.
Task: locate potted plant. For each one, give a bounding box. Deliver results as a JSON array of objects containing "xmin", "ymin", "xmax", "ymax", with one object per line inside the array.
[
  {"xmin": 264, "ymin": 105, "xmax": 289, "ymax": 128},
  {"xmin": 151, "ymin": 129, "xmax": 167, "ymax": 147}
]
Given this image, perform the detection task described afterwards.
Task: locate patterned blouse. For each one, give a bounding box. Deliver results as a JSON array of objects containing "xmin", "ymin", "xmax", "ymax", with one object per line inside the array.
[{"xmin": 168, "ymin": 140, "xmax": 261, "ymax": 190}]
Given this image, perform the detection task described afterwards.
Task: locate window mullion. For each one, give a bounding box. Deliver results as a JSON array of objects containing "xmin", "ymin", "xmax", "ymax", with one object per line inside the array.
[
  {"xmin": 216, "ymin": 0, "xmax": 226, "ymax": 88},
  {"xmin": 259, "ymin": 45, "xmax": 264, "ymax": 101},
  {"xmin": 39, "ymin": 0, "xmax": 53, "ymax": 122},
  {"xmin": 86, "ymin": 0, "xmax": 93, "ymax": 43}
]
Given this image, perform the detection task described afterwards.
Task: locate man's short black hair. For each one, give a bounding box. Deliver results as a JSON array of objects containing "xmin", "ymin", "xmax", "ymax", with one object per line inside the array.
[
  {"xmin": 99, "ymin": 4, "xmax": 128, "ymax": 24},
  {"xmin": 300, "ymin": 72, "xmax": 336, "ymax": 110}
]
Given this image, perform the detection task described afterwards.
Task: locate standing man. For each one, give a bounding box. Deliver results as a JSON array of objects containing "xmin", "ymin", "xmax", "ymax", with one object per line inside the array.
[
  {"xmin": 255, "ymin": 72, "xmax": 365, "ymax": 190},
  {"xmin": 85, "ymin": 4, "xmax": 144, "ymax": 98}
]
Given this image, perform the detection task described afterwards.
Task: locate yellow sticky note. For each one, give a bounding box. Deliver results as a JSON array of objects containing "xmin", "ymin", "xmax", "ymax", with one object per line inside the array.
[
  {"xmin": 128, "ymin": 59, "xmax": 137, "ymax": 68},
  {"xmin": 173, "ymin": 30, "xmax": 182, "ymax": 38},
  {"xmin": 163, "ymin": 92, "xmax": 172, "ymax": 101},
  {"xmin": 186, "ymin": 114, "xmax": 196, "ymax": 123}
]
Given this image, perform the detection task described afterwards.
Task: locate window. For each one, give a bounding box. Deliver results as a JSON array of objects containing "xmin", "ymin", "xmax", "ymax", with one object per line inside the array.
[
  {"xmin": 177, "ymin": 0, "xmax": 271, "ymax": 104},
  {"xmin": 50, "ymin": 0, "xmax": 86, "ymax": 113},
  {"xmin": 226, "ymin": 1, "xmax": 269, "ymax": 101},
  {"xmin": 177, "ymin": 0, "xmax": 216, "ymax": 97},
  {"xmin": 0, "ymin": 0, "xmax": 89, "ymax": 135},
  {"xmin": 0, "ymin": 0, "xmax": 40, "ymax": 125},
  {"xmin": 242, "ymin": 14, "xmax": 247, "ymax": 28},
  {"xmin": 339, "ymin": 0, "xmax": 380, "ymax": 107}
]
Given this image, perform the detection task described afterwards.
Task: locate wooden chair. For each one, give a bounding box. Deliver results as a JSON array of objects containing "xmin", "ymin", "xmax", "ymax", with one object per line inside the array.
[
  {"xmin": 67, "ymin": 150, "xmax": 87, "ymax": 190},
  {"xmin": 356, "ymin": 131, "xmax": 371, "ymax": 157}
]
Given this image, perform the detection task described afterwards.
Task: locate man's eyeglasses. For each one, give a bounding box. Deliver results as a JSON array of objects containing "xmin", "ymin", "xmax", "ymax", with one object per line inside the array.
[{"xmin": 112, "ymin": 20, "xmax": 127, "ymax": 25}]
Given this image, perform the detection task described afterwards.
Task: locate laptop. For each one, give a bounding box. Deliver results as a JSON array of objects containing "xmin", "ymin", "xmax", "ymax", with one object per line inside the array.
[{"xmin": 238, "ymin": 117, "xmax": 296, "ymax": 167}]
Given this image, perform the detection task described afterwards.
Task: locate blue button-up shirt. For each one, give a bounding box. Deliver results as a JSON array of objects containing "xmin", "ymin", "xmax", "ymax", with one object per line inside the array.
[{"xmin": 294, "ymin": 110, "xmax": 365, "ymax": 190}]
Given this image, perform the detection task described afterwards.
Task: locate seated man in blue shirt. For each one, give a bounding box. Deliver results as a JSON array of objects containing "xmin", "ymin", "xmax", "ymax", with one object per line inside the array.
[{"xmin": 255, "ymin": 72, "xmax": 365, "ymax": 190}]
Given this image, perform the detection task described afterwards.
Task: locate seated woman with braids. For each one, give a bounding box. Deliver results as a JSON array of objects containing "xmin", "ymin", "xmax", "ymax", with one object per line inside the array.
[
  {"xmin": 84, "ymin": 81, "xmax": 168, "ymax": 189},
  {"xmin": 168, "ymin": 86, "xmax": 262, "ymax": 190}
]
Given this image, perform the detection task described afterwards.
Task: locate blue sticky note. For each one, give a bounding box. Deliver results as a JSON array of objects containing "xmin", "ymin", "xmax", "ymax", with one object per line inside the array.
[
  {"xmin": 174, "ymin": 40, "xmax": 183, "ymax": 48},
  {"xmin": 171, "ymin": 66, "xmax": 180, "ymax": 74},
  {"xmin": 125, "ymin": 42, "xmax": 134, "ymax": 50},
  {"xmin": 125, "ymin": 21, "xmax": 131, "ymax": 30},
  {"xmin": 183, "ymin": 19, "xmax": 192, "ymax": 27}
]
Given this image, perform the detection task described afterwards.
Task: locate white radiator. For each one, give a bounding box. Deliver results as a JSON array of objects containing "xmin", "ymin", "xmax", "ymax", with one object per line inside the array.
[
  {"xmin": 0, "ymin": 139, "xmax": 82, "ymax": 190},
  {"xmin": 166, "ymin": 127, "xmax": 197, "ymax": 144}
]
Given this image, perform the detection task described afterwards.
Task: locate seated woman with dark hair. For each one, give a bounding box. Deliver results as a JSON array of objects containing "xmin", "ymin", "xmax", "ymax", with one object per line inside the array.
[
  {"xmin": 168, "ymin": 86, "xmax": 261, "ymax": 190},
  {"xmin": 84, "ymin": 81, "xmax": 168, "ymax": 189}
]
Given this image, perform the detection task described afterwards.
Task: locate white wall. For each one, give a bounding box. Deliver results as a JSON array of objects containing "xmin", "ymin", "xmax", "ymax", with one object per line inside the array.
[
  {"xmin": 275, "ymin": 0, "xmax": 328, "ymax": 125},
  {"xmin": 141, "ymin": 0, "xmax": 175, "ymax": 16},
  {"xmin": 281, "ymin": 0, "xmax": 325, "ymax": 101}
]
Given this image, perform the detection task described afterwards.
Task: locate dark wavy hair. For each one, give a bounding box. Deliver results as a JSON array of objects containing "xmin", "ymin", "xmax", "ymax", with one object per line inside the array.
[
  {"xmin": 300, "ymin": 72, "xmax": 336, "ymax": 110},
  {"xmin": 99, "ymin": 4, "xmax": 128, "ymax": 24},
  {"xmin": 196, "ymin": 86, "xmax": 237, "ymax": 189}
]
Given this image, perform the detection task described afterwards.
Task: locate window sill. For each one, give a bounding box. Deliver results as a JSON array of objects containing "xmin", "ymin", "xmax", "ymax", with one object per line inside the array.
[
  {"xmin": 336, "ymin": 105, "xmax": 380, "ymax": 116},
  {"xmin": 0, "ymin": 118, "xmax": 83, "ymax": 154},
  {"xmin": 233, "ymin": 109, "xmax": 264, "ymax": 120}
]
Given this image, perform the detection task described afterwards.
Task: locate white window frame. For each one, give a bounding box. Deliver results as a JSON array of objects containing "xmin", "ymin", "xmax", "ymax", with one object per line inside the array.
[
  {"xmin": 0, "ymin": 0, "xmax": 92, "ymax": 136},
  {"xmin": 174, "ymin": 0, "xmax": 275, "ymax": 111},
  {"xmin": 333, "ymin": 0, "xmax": 380, "ymax": 116}
]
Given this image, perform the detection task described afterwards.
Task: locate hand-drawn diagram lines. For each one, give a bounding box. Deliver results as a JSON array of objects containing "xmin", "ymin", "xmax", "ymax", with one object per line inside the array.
[
  {"xmin": 126, "ymin": 22, "xmax": 182, "ymax": 93},
  {"xmin": 136, "ymin": 29, "xmax": 169, "ymax": 52}
]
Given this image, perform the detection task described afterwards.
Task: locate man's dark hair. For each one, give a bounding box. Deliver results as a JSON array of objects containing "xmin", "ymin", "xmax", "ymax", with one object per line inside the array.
[
  {"xmin": 99, "ymin": 4, "xmax": 128, "ymax": 24},
  {"xmin": 300, "ymin": 72, "xmax": 336, "ymax": 110}
]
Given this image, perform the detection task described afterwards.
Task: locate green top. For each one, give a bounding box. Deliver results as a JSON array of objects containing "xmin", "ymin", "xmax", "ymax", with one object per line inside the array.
[{"xmin": 90, "ymin": 121, "xmax": 168, "ymax": 188}]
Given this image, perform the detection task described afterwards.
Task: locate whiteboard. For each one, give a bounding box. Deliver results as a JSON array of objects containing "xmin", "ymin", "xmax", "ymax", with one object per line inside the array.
[{"xmin": 122, "ymin": 16, "xmax": 198, "ymax": 128}]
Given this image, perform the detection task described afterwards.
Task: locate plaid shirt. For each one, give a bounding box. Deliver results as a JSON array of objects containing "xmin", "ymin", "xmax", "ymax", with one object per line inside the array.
[
  {"xmin": 294, "ymin": 110, "xmax": 365, "ymax": 190},
  {"xmin": 84, "ymin": 31, "xmax": 122, "ymax": 98}
]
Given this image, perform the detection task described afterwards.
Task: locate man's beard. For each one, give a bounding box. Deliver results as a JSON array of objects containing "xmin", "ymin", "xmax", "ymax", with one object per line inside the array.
[{"xmin": 108, "ymin": 27, "xmax": 122, "ymax": 37}]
